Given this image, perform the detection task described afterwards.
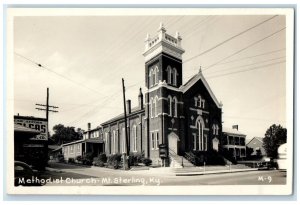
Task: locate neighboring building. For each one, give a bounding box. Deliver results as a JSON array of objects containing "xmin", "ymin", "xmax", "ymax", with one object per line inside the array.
[
  {"xmin": 48, "ymin": 145, "xmax": 62, "ymax": 161},
  {"xmin": 246, "ymin": 137, "xmax": 266, "ymax": 157},
  {"xmin": 100, "ymin": 23, "xmax": 223, "ymax": 166},
  {"xmin": 14, "ymin": 115, "xmax": 48, "ymax": 169},
  {"xmin": 222, "ymin": 126, "xmax": 246, "ymax": 160},
  {"xmin": 277, "ymin": 143, "xmax": 287, "ymax": 170},
  {"xmin": 61, "ymin": 124, "xmax": 104, "ymax": 161}
]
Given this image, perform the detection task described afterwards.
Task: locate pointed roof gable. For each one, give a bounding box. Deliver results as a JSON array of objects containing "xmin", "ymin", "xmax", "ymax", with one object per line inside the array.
[
  {"xmin": 180, "ymin": 71, "xmax": 222, "ymax": 109},
  {"xmin": 246, "ymin": 136, "xmax": 264, "ymax": 145}
]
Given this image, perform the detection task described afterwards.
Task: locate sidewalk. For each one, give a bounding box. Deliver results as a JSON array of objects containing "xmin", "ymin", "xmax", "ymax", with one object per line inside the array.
[
  {"xmin": 46, "ymin": 162, "xmax": 259, "ymax": 177},
  {"xmin": 173, "ymin": 168, "xmax": 258, "ymax": 176}
]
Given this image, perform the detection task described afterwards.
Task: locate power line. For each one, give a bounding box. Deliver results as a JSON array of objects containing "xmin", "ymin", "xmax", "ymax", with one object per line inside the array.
[
  {"xmin": 69, "ymin": 59, "xmax": 285, "ymax": 126},
  {"xmin": 14, "ymin": 52, "xmax": 107, "ymax": 96},
  {"xmin": 205, "ymin": 56, "xmax": 285, "ymax": 75},
  {"xmin": 223, "ymin": 115, "xmax": 286, "ymax": 123},
  {"xmin": 217, "ymin": 48, "xmax": 286, "ymax": 65},
  {"xmin": 203, "ymin": 27, "xmax": 286, "ymax": 71},
  {"xmin": 181, "ymin": 16, "xmax": 215, "ymax": 37},
  {"xmin": 183, "ymin": 15, "xmax": 278, "ymax": 64},
  {"xmin": 67, "ymin": 80, "xmax": 145, "ymax": 125},
  {"xmin": 206, "ymin": 60, "xmax": 285, "ymax": 79},
  {"xmin": 67, "ymin": 89, "xmax": 121, "ymax": 125}
]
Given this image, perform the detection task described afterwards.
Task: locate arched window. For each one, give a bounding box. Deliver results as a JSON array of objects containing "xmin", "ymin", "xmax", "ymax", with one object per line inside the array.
[
  {"xmin": 149, "ymin": 69, "xmax": 153, "ymax": 87},
  {"xmin": 198, "ymin": 95, "xmax": 202, "ymax": 107},
  {"xmin": 155, "ymin": 96, "xmax": 159, "ymax": 116},
  {"xmin": 150, "ymin": 98, "xmax": 154, "ymax": 118},
  {"xmin": 212, "ymin": 124, "xmax": 216, "ymax": 135},
  {"xmin": 173, "ymin": 96, "xmax": 177, "ymax": 117},
  {"xmin": 152, "ymin": 68, "xmax": 156, "ymax": 86},
  {"xmin": 132, "ymin": 125, "xmax": 137, "ymax": 152},
  {"xmin": 172, "ymin": 68, "xmax": 177, "ymax": 86},
  {"xmin": 105, "ymin": 132, "xmax": 110, "ymax": 154},
  {"xmin": 112, "ymin": 130, "xmax": 116, "ymax": 154},
  {"xmin": 167, "ymin": 66, "xmax": 172, "ymax": 84},
  {"xmin": 168, "ymin": 95, "xmax": 172, "ymax": 116},
  {"xmin": 196, "ymin": 118, "xmax": 206, "ymax": 151},
  {"xmin": 153, "ymin": 97, "xmax": 156, "ymax": 117},
  {"xmin": 215, "ymin": 124, "xmax": 219, "ymax": 136},
  {"xmin": 155, "ymin": 66, "xmax": 159, "ymax": 84}
]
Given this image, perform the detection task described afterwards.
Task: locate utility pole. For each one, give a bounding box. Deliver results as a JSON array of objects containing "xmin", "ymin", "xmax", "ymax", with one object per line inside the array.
[
  {"xmin": 122, "ymin": 78, "xmax": 129, "ymax": 170},
  {"xmin": 35, "ymin": 87, "xmax": 59, "ymax": 139}
]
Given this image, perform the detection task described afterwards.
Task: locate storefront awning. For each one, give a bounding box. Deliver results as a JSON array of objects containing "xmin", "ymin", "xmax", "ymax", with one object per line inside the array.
[{"xmin": 14, "ymin": 123, "xmax": 41, "ymax": 137}]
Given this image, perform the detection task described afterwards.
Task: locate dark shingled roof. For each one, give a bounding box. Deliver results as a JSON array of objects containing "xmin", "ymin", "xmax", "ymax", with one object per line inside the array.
[{"xmin": 101, "ymin": 106, "xmax": 144, "ymax": 125}]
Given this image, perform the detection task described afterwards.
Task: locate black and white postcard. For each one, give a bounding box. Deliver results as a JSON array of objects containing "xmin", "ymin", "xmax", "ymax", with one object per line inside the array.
[{"xmin": 6, "ymin": 7, "xmax": 294, "ymax": 195}]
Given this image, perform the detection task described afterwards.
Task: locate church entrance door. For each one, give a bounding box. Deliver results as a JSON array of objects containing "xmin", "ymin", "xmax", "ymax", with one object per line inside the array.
[{"xmin": 168, "ymin": 132, "xmax": 179, "ymax": 155}]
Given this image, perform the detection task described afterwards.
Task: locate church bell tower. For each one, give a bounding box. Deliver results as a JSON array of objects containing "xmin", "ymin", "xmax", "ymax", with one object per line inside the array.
[{"xmin": 143, "ymin": 23, "xmax": 185, "ymax": 164}]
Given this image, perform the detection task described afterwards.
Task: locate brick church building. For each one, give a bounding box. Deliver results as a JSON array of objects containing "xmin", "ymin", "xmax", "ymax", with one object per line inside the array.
[{"xmin": 100, "ymin": 23, "xmax": 223, "ymax": 167}]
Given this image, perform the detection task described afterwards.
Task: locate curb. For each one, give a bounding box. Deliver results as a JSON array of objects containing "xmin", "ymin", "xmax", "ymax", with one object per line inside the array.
[
  {"xmin": 45, "ymin": 167, "xmax": 64, "ymax": 173},
  {"xmin": 175, "ymin": 168, "xmax": 258, "ymax": 176}
]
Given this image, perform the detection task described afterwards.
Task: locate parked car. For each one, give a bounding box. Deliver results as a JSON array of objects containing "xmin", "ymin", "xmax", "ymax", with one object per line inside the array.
[
  {"xmin": 257, "ymin": 158, "xmax": 278, "ymax": 170},
  {"xmin": 14, "ymin": 161, "xmax": 42, "ymax": 186}
]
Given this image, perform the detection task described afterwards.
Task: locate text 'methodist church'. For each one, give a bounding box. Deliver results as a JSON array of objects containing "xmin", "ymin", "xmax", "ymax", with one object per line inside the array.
[{"xmin": 100, "ymin": 23, "xmax": 223, "ymax": 166}]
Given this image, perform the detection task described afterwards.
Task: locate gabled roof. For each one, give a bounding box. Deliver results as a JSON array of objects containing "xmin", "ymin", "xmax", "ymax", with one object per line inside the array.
[
  {"xmin": 101, "ymin": 105, "xmax": 144, "ymax": 126},
  {"xmin": 247, "ymin": 136, "xmax": 264, "ymax": 145},
  {"xmin": 61, "ymin": 137, "xmax": 104, "ymax": 147},
  {"xmin": 62, "ymin": 139, "xmax": 85, "ymax": 146},
  {"xmin": 48, "ymin": 145, "xmax": 61, "ymax": 150},
  {"xmin": 223, "ymin": 127, "xmax": 246, "ymax": 136},
  {"xmin": 180, "ymin": 71, "xmax": 222, "ymax": 108}
]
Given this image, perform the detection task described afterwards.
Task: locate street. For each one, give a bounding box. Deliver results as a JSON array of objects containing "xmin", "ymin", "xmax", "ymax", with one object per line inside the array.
[{"xmin": 35, "ymin": 162, "xmax": 287, "ymax": 186}]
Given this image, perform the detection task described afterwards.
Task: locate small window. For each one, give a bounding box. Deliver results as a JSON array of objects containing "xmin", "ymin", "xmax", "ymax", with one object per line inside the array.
[
  {"xmin": 151, "ymin": 132, "xmax": 155, "ymax": 150},
  {"xmin": 155, "ymin": 132, "xmax": 159, "ymax": 149},
  {"xmin": 194, "ymin": 97, "xmax": 198, "ymax": 107},
  {"xmin": 193, "ymin": 134, "xmax": 196, "ymax": 151}
]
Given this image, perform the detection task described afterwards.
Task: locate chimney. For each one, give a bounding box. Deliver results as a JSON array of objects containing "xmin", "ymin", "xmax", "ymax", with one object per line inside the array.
[
  {"xmin": 88, "ymin": 123, "xmax": 91, "ymax": 131},
  {"xmin": 232, "ymin": 125, "xmax": 238, "ymax": 131},
  {"xmin": 126, "ymin": 100, "xmax": 131, "ymax": 114},
  {"xmin": 138, "ymin": 88, "xmax": 143, "ymax": 110}
]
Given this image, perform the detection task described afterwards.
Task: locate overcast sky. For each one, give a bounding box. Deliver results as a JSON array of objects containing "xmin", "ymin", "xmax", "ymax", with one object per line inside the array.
[{"xmin": 13, "ymin": 13, "xmax": 287, "ymax": 140}]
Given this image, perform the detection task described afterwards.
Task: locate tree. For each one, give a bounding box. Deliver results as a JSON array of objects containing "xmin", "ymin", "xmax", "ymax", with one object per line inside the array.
[
  {"xmin": 51, "ymin": 124, "xmax": 83, "ymax": 145},
  {"xmin": 263, "ymin": 124, "xmax": 287, "ymax": 159}
]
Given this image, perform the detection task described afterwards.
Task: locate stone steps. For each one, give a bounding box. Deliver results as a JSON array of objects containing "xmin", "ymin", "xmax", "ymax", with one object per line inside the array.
[{"xmin": 169, "ymin": 154, "xmax": 195, "ymax": 168}]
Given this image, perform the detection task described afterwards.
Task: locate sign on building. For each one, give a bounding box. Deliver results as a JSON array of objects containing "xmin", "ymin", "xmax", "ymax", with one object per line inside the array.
[
  {"xmin": 159, "ymin": 144, "xmax": 168, "ymax": 158},
  {"xmin": 14, "ymin": 116, "xmax": 48, "ymax": 140}
]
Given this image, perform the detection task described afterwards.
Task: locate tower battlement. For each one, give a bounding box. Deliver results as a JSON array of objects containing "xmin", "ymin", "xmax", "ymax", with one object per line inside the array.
[{"xmin": 143, "ymin": 23, "xmax": 185, "ymax": 62}]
